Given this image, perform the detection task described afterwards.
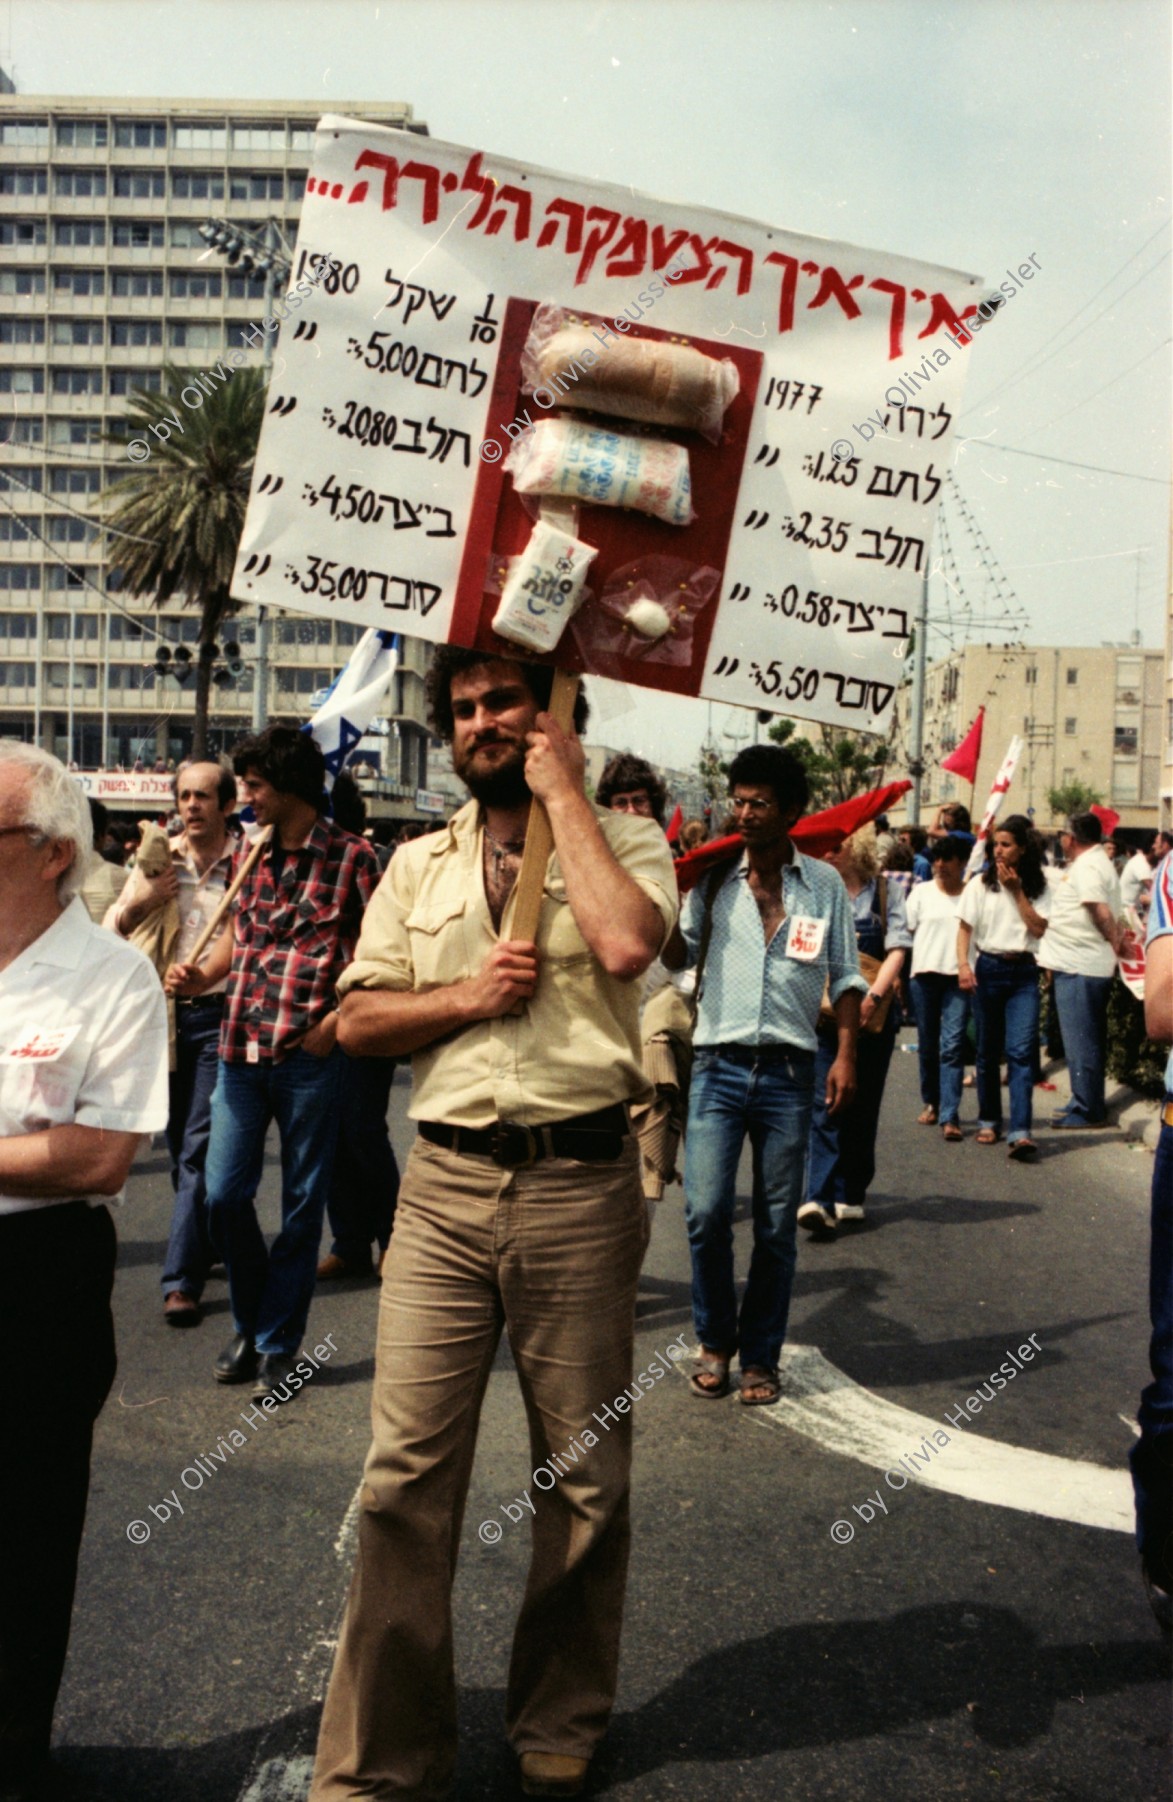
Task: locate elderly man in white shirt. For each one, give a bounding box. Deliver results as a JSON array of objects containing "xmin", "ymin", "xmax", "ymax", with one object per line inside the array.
[
  {"xmin": 1045, "ymin": 811, "xmax": 1123, "ymax": 1128},
  {"xmin": 0, "ymin": 742, "xmax": 168, "ymax": 1802}
]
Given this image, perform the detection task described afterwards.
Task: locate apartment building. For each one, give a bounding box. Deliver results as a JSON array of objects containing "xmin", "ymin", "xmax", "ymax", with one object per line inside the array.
[
  {"xmin": 892, "ymin": 642, "xmax": 1164, "ymax": 831},
  {"xmin": 0, "ymin": 83, "xmax": 440, "ymax": 815}
]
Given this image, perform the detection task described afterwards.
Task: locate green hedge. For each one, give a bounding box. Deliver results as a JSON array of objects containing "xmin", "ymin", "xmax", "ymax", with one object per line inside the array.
[{"xmin": 1106, "ymin": 978, "xmax": 1166, "ymax": 1099}]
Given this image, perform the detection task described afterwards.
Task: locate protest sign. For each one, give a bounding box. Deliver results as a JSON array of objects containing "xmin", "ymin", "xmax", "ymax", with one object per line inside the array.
[{"xmin": 232, "ymin": 119, "xmax": 990, "ymax": 732}]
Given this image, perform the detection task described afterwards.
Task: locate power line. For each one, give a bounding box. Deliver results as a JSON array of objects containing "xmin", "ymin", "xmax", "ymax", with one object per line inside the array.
[
  {"xmin": 954, "ymin": 436, "xmax": 1168, "ymax": 484},
  {"xmin": 0, "ymin": 468, "xmax": 160, "ymax": 548},
  {"xmin": 1016, "ymin": 337, "xmax": 1172, "ymax": 443}
]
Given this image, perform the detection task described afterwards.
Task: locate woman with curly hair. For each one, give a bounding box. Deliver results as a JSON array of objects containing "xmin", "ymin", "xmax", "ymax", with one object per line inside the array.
[{"xmin": 956, "ymin": 814, "xmax": 1051, "ymax": 1159}]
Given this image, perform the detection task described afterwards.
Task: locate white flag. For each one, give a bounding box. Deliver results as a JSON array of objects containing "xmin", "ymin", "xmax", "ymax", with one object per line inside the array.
[
  {"xmin": 307, "ymin": 629, "xmax": 400, "ymax": 787},
  {"xmin": 964, "ymin": 735, "xmax": 1024, "ymax": 877}
]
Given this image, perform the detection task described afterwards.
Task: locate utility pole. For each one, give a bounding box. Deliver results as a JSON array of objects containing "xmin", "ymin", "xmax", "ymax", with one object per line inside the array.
[{"xmin": 908, "ymin": 562, "xmax": 930, "ymax": 823}]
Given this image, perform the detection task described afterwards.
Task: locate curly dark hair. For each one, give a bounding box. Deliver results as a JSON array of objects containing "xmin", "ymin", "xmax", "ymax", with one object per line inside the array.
[
  {"xmin": 425, "ymin": 647, "xmax": 591, "ymax": 742},
  {"xmin": 232, "ymin": 724, "xmax": 326, "ymax": 811},
  {"xmin": 727, "ymin": 744, "xmax": 809, "ymax": 818},
  {"xmin": 981, "ymin": 813, "xmax": 1047, "ymax": 899},
  {"xmin": 595, "ymin": 752, "xmax": 667, "ymax": 824}
]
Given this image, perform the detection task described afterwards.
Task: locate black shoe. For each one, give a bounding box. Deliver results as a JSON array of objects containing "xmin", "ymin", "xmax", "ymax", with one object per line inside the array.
[
  {"xmin": 252, "ymin": 1352, "xmax": 299, "ymax": 1403},
  {"xmin": 213, "ymin": 1332, "xmax": 258, "ymax": 1385}
]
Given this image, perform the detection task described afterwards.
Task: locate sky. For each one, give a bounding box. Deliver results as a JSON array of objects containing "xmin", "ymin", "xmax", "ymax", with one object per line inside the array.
[{"xmin": 4, "ymin": 0, "xmax": 1171, "ymax": 772}]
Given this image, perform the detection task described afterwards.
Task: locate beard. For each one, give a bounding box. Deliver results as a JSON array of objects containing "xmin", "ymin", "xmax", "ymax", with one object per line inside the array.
[{"xmin": 454, "ymin": 737, "xmax": 531, "ymax": 808}]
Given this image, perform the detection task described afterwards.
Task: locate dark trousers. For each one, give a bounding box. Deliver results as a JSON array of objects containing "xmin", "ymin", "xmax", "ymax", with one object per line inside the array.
[
  {"xmin": 325, "ymin": 1053, "xmax": 400, "ymax": 1266},
  {"xmin": 808, "ymin": 1013, "xmax": 899, "ymax": 1208},
  {"xmin": 0, "ymin": 1202, "xmax": 116, "ymax": 1783},
  {"xmin": 162, "ymin": 997, "xmax": 224, "ymax": 1300},
  {"xmin": 1130, "ymin": 1112, "xmax": 1173, "ymax": 1590}
]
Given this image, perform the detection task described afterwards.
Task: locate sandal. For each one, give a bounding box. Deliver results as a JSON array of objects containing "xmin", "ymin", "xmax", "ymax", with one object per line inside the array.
[
  {"xmin": 942, "ymin": 1123, "xmax": 963, "ymax": 1142},
  {"xmin": 917, "ymin": 1106, "xmax": 938, "ymax": 1126},
  {"xmin": 738, "ymin": 1366, "xmax": 781, "ymax": 1407},
  {"xmin": 1008, "ymin": 1139, "xmax": 1038, "ymax": 1160},
  {"xmin": 975, "ymin": 1127, "xmax": 1001, "ymax": 1145},
  {"xmin": 689, "ymin": 1348, "xmax": 732, "ymax": 1399}
]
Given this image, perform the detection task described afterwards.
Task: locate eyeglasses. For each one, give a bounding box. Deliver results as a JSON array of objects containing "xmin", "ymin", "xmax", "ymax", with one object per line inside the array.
[
  {"xmin": 0, "ymin": 824, "xmax": 48, "ymax": 845},
  {"xmin": 609, "ymin": 793, "xmax": 654, "ymax": 815},
  {"xmin": 729, "ymin": 795, "xmax": 773, "ymax": 816}
]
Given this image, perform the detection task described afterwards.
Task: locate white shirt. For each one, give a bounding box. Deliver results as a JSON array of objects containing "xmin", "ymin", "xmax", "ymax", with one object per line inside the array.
[
  {"xmin": 958, "ymin": 873, "xmax": 1050, "ymax": 956},
  {"xmin": 0, "ymin": 898, "xmax": 169, "ymax": 1215},
  {"xmin": 1043, "ymin": 846, "xmax": 1121, "ymax": 978},
  {"xmin": 1120, "ymin": 849, "xmax": 1153, "ymax": 909},
  {"xmin": 906, "ymin": 879, "xmax": 965, "ymax": 976}
]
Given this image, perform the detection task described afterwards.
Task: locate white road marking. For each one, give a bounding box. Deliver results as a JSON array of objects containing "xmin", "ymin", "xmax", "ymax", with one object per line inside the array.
[{"xmin": 685, "ymin": 1344, "xmax": 1135, "ymax": 1534}]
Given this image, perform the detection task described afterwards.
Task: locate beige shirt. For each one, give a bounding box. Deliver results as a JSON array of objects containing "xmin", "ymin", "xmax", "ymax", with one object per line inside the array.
[
  {"xmin": 338, "ymin": 798, "xmax": 678, "ymax": 1127},
  {"xmin": 108, "ymin": 832, "xmax": 237, "ymax": 995}
]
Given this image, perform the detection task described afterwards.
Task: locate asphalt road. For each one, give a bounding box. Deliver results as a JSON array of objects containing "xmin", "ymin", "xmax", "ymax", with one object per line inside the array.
[{"xmin": 49, "ymin": 1032, "xmax": 1170, "ymax": 1801}]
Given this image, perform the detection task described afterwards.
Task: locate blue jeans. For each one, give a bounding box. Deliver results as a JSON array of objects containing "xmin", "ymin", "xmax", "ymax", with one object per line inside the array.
[
  {"xmin": 205, "ymin": 1048, "xmax": 344, "ymax": 1355},
  {"xmin": 807, "ymin": 1012, "xmax": 898, "ymax": 1208},
  {"xmin": 971, "ymin": 955, "xmax": 1040, "ymax": 1142},
  {"xmin": 683, "ymin": 1045, "xmax": 815, "ymax": 1372},
  {"xmin": 325, "ymin": 1053, "xmax": 400, "ymax": 1265},
  {"xmin": 1130, "ymin": 1112, "xmax": 1173, "ymax": 1589},
  {"xmin": 162, "ymin": 999, "xmax": 225, "ymax": 1300},
  {"xmin": 911, "ymin": 974, "xmax": 969, "ymax": 1127},
  {"xmin": 1052, "ymin": 971, "xmax": 1113, "ymax": 1124}
]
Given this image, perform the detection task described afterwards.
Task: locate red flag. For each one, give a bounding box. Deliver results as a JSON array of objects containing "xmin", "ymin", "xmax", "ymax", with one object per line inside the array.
[
  {"xmin": 674, "ymin": 779, "xmax": 912, "ymax": 893},
  {"xmin": 1090, "ymin": 803, "xmax": 1119, "ymax": 839},
  {"xmin": 665, "ymin": 803, "xmax": 683, "ymax": 844},
  {"xmin": 940, "ymin": 707, "xmax": 984, "ymax": 784}
]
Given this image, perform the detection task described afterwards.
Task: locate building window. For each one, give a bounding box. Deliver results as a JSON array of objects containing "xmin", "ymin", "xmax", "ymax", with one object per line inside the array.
[
  {"xmin": 0, "ymin": 612, "xmax": 34, "ymax": 638},
  {"xmin": 114, "ymin": 120, "xmax": 167, "ymax": 148},
  {"xmin": 50, "ymin": 467, "xmax": 102, "ymax": 495},
  {"xmin": 0, "ymin": 318, "xmax": 44, "ymax": 343},
  {"xmin": 232, "ymin": 122, "xmax": 287, "ymax": 150},
  {"xmin": 289, "ymin": 126, "xmax": 316, "ymax": 152},
  {"xmin": 47, "ymin": 516, "xmax": 94, "ymax": 543},
  {"xmin": 169, "ymin": 321, "xmax": 224, "ymax": 349},
  {"xmin": 0, "ymin": 269, "xmax": 46, "ymax": 295},
  {"xmin": 229, "ymin": 172, "xmax": 284, "ymax": 201},
  {"xmin": 173, "ymin": 123, "xmax": 228, "ymax": 151},
  {"xmin": 110, "ymin": 269, "xmax": 163, "ymax": 298},
  {"xmin": 47, "ymin": 612, "xmax": 99, "ymax": 640},
  {"xmin": 52, "ymin": 318, "xmax": 103, "ymax": 344},
  {"xmin": 0, "ymin": 662, "xmax": 36, "ymax": 685},
  {"xmin": 4, "ymin": 466, "xmax": 42, "ymax": 492},
  {"xmin": 51, "ymin": 368, "xmax": 102, "ymax": 394},
  {"xmin": 0, "ymin": 368, "xmax": 45, "ymax": 393},
  {"xmin": 0, "ymin": 219, "xmax": 47, "ymax": 245},
  {"xmin": 53, "ymin": 168, "xmax": 106, "ymax": 198},
  {"xmin": 277, "ymin": 666, "xmax": 334, "ymax": 694},
  {"xmin": 169, "ymin": 270, "xmax": 222, "ymax": 299},
  {"xmin": 53, "ymin": 219, "xmax": 104, "ymax": 247},
  {"xmin": 1024, "ymin": 665, "xmax": 1037, "ymax": 685},
  {"xmin": 57, "ymin": 120, "xmax": 109, "ymax": 148},
  {"xmin": 277, "ymin": 619, "xmax": 332, "ymax": 645},
  {"xmin": 108, "ymin": 368, "xmax": 163, "ymax": 395},
  {"xmin": 1066, "ymin": 667, "xmax": 1078, "ymax": 685},
  {"xmin": 112, "ymin": 169, "xmax": 165, "ymax": 199},
  {"xmin": 169, "ymin": 221, "xmax": 207, "ymax": 248},
  {"xmin": 0, "ymin": 121, "xmax": 49, "ymax": 147},
  {"xmin": 111, "ymin": 219, "xmax": 164, "ymax": 248},
  {"xmin": 226, "ymin": 271, "xmax": 265, "ymax": 299},
  {"xmin": 1114, "ymin": 725, "xmax": 1139, "ymax": 757},
  {"xmin": 0, "ymin": 169, "xmax": 48, "ymax": 195},
  {"xmin": 110, "ymin": 318, "xmax": 163, "ymax": 347},
  {"xmin": 52, "ymin": 268, "xmax": 104, "ymax": 296},
  {"xmin": 47, "ymin": 564, "xmax": 97, "ymax": 591},
  {"xmin": 49, "ymin": 420, "xmax": 102, "ymax": 445},
  {"xmin": 1064, "ymin": 718, "xmax": 1077, "ymax": 735},
  {"xmin": 0, "ymin": 566, "xmax": 39, "ymax": 589},
  {"xmin": 0, "ymin": 417, "xmax": 44, "ymax": 443},
  {"xmin": 47, "ymin": 662, "xmax": 98, "ymax": 690},
  {"xmin": 171, "ymin": 170, "xmax": 226, "ymax": 201}
]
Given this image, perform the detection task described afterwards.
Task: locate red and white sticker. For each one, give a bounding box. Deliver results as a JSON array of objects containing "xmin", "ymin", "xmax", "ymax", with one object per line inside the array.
[
  {"xmin": 785, "ymin": 916, "xmax": 826, "ymax": 961},
  {"xmin": 1, "ymin": 1024, "xmax": 81, "ymax": 1064}
]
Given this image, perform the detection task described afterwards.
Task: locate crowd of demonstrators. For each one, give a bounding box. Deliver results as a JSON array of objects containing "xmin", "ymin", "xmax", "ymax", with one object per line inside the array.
[
  {"xmin": 308, "ymin": 650, "xmax": 675, "ymax": 1802},
  {"xmin": 167, "ymin": 726, "xmax": 381, "ymax": 1403},
  {"xmin": 956, "ymin": 816, "xmax": 1051, "ymax": 1158},
  {"xmin": 0, "ymin": 743, "xmax": 168, "ymax": 1802},
  {"xmin": 663, "ymin": 746, "xmax": 866, "ymax": 1403},
  {"xmin": 905, "ymin": 835, "xmax": 970, "ymax": 1139},
  {"xmin": 1043, "ymin": 813, "xmax": 1123, "ymax": 1130},
  {"xmin": 798, "ymin": 824, "xmax": 911, "ymax": 1240},
  {"xmin": 314, "ymin": 770, "xmax": 400, "ymax": 1282},
  {"xmin": 1133, "ymin": 846, "xmax": 1173, "ymax": 1638}
]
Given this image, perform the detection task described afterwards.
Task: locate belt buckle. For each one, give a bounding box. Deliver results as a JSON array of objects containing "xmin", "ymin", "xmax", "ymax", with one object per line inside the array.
[{"xmin": 490, "ymin": 1120, "xmax": 537, "ymax": 1167}]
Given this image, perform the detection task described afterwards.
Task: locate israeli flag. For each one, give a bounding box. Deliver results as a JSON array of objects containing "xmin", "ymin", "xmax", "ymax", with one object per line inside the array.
[{"xmin": 307, "ymin": 629, "xmax": 401, "ymax": 786}]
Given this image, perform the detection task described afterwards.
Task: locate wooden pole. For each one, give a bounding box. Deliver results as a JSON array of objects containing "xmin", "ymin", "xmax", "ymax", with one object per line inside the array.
[
  {"xmin": 508, "ymin": 667, "xmax": 580, "ymax": 947},
  {"xmin": 185, "ymin": 826, "xmax": 270, "ymax": 965}
]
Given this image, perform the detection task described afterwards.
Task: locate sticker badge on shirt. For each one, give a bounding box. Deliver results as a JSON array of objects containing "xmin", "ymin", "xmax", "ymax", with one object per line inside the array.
[
  {"xmin": 1, "ymin": 1024, "xmax": 81, "ymax": 1064},
  {"xmin": 785, "ymin": 916, "xmax": 826, "ymax": 962},
  {"xmin": 245, "ymin": 1039, "xmax": 260, "ymax": 1064}
]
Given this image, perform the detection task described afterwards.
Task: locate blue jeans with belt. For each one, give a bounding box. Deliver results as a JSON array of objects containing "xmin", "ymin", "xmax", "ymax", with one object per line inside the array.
[
  {"xmin": 683, "ymin": 1044, "xmax": 815, "ymax": 1372},
  {"xmin": 910, "ymin": 973, "xmax": 969, "ymax": 1127},
  {"xmin": 205, "ymin": 1047, "xmax": 343, "ymax": 1355},
  {"xmin": 972, "ymin": 954, "xmax": 1040, "ymax": 1142},
  {"xmin": 162, "ymin": 996, "xmax": 224, "ymax": 1301},
  {"xmin": 1052, "ymin": 971, "xmax": 1113, "ymax": 1124}
]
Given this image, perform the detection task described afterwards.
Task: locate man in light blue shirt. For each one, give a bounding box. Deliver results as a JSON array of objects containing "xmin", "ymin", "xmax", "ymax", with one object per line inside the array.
[{"xmin": 663, "ymin": 745, "xmax": 866, "ymax": 1407}]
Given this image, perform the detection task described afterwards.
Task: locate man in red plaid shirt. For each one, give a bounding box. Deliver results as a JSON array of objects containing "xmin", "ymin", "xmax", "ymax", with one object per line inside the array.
[{"xmin": 170, "ymin": 725, "xmax": 380, "ymax": 1401}]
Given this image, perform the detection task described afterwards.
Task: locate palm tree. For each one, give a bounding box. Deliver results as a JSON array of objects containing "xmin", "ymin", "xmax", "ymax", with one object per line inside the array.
[{"xmin": 102, "ymin": 363, "xmax": 267, "ymax": 757}]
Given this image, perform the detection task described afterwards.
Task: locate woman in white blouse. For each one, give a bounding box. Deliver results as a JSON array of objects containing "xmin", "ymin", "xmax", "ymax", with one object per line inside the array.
[
  {"xmin": 956, "ymin": 815, "xmax": 1050, "ymax": 1159},
  {"xmin": 906, "ymin": 835, "xmax": 969, "ymax": 1140}
]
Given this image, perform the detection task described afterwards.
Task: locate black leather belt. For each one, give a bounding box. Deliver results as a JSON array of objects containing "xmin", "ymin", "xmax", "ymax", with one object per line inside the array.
[
  {"xmin": 177, "ymin": 993, "xmax": 226, "ymax": 1008},
  {"xmin": 418, "ymin": 1102, "xmax": 629, "ymax": 1167},
  {"xmin": 982, "ymin": 951, "xmax": 1036, "ymax": 963}
]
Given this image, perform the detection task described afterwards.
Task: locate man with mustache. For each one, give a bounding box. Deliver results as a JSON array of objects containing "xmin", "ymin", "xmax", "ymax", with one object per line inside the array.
[{"xmin": 310, "ymin": 650, "xmax": 677, "ymax": 1802}]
